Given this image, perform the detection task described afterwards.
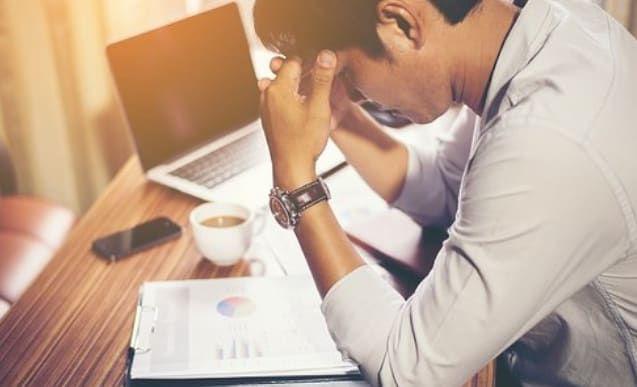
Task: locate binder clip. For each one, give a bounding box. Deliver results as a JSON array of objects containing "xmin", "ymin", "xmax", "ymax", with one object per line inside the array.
[{"xmin": 131, "ymin": 304, "xmax": 158, "ymax": 354}]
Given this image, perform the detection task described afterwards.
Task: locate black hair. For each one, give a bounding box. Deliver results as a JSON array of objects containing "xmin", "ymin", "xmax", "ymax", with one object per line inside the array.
[
  {"xmin": 253, "ymin": 0, "xmax": 482, "ymax": 57},
  {"xmin": 432, "ymin": 0, "xmax": 483, "ymax": 24}
]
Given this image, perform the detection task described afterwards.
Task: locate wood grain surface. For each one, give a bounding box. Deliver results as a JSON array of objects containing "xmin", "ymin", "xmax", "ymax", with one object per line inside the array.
[{"xmin": 0, "ymin": 157, "xmax": 494, "ymax": 386}]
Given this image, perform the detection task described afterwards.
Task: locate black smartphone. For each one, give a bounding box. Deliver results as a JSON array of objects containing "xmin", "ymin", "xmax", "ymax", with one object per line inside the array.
[{"xmin": 92, "ymin": 217, "xmax": 182, "ymax": 261}]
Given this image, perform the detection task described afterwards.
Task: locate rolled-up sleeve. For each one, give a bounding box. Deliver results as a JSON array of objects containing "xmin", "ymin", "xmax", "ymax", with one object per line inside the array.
[
  {"xmin": 392, "ymin": 107, "xmax": 476, "ymax": 228},
  {"xmin": 321, "ymin": 265, "xmax": 404, "ymax": 378},
  {"xmin": 322, "ymin": 124, "xmax": 628, "ymax": 386}
]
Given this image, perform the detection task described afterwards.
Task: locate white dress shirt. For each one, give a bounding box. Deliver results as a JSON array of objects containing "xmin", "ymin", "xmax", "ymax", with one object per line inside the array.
[{"xmin": 321, "ymin": 0, "xmax": 637, "ymax": 385}]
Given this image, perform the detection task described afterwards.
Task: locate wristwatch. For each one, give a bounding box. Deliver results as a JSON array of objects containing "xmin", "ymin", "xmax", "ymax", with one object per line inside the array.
[{"xmin": 269, "ymin": 177, "xmax": 331, "ymax": 229}]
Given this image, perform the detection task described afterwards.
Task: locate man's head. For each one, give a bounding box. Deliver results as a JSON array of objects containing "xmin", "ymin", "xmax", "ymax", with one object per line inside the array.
[{"xmin": 254, "ymin": 0, "xmax": 482, "ymax": 124}]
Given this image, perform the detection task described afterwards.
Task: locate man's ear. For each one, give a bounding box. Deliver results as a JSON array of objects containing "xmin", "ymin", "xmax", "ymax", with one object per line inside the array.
[{"xmin": 376, "ymin": 0, "xmax": 424, "ymax": 51}]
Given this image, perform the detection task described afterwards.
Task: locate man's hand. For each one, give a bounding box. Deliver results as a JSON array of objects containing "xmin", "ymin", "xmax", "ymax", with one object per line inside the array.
[
  {"xmin": 267, "ymin": 55, "xmax": 357, "ymax": 132},
  {"xmin": 258, "ymin": 51, "xmax": 338, "ymax": 190}
]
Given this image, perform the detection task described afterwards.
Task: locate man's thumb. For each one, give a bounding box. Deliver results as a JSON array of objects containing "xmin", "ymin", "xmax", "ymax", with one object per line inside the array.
[{"xmin": 308, "ymin": 50, "xmax": 337, "ymax": 114}]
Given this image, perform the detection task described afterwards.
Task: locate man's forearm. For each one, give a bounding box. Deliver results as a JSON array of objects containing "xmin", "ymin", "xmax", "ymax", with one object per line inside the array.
[
  {"xmin": 331, "ymin": 106, "xmax": 409, "ymax": 203},
  {"xmin": 295, "ymin": 201, "xmax": 366, "ymax": 297},
  {"xmin": 273, "ymin": 163, "xmax": 366, "ymax": 297}
]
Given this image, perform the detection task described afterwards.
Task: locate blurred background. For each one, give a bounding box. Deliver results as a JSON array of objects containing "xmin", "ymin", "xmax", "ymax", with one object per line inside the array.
[{"xmin": 0, "ymin": 0, "xmax": 635, "ymax": 214}]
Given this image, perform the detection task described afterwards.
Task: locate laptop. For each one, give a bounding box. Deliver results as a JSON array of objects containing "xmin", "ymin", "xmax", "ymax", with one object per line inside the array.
[{"xmin": 107, "ymin": 3, "xmax": 343, "ymax": 209}]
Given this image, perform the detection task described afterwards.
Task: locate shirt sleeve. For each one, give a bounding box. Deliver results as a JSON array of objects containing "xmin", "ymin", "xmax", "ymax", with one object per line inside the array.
[
  {"xmin": 322, "ymin": 124, "xmax": 628, "ymax": 386},
  {"xmin": 392, "ymin": 107, "xmax": 476, "ymax": 228}
]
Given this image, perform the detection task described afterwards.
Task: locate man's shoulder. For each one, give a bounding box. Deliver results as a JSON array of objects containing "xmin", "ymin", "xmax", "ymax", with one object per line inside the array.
[
  {"xmin": 495, "ymin": 0, "xmax": 635, "ymax": 140},
  {"xmin": 505, "ymin": 52, "xmax": 611, "ymax": 137}
]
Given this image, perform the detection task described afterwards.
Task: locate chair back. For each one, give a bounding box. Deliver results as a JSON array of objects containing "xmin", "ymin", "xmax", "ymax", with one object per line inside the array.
[{"xmin": 0, "ymin": 139, "xmax": 17, "ymax": 195}]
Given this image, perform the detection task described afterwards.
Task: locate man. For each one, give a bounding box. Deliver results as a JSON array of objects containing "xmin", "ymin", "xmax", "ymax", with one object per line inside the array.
[{"xmin": 253, "ymin": 0, "xmax": 637, "ymax": 385}]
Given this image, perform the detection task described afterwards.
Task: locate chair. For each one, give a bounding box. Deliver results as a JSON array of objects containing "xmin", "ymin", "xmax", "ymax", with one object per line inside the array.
[{"xmin": 0, "ymin": 139, "xmax": 76, "ymax": 318}]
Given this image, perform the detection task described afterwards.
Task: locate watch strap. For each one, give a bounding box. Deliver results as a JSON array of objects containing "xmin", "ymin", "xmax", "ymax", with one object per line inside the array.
[{"xmin": 289, "ymin": 178, "xmax": 330, "ymax": 213}]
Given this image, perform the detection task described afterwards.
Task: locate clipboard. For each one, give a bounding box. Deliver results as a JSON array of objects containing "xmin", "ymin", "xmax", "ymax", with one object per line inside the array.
[
  {"xmin": 125, "ymin": 352, "xmax": 366, "ymax": 387},
  {"xmin": 124, "ymin": 279, "xmax": 368, "ymax": 386},
  {"xmin": 124, "ymin": 348, "xmax": 366, "ymax": 387}
]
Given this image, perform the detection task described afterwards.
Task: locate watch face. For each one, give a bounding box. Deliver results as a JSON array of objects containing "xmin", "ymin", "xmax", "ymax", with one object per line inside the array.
[{"xmin": 269, "ymin": 196, "xmax": 291, "ymax": 228}]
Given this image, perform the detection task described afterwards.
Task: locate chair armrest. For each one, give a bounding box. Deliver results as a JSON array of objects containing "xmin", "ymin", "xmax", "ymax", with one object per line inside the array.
[
  {"xmin": 0, "ymin": 232, "xmax": 51, "ymax": 303},
  {"xmin": 0, "ymin": 196, "xmax": 76, "ymax": 249},
  {"xmin": 0, "ymin": 297, "xmax": 10, "ymax": 320}
]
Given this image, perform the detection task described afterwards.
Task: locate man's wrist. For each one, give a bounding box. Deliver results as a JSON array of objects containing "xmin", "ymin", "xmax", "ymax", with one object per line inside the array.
[{"xmin": 273, "ymin": 163, "xmax": 317, "ymax": 191}]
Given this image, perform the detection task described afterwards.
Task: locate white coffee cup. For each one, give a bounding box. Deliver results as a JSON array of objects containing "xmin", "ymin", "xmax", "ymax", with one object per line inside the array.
[{"xmin": 190, "ymin": 202, "xmax": 263, "ymax": 266}]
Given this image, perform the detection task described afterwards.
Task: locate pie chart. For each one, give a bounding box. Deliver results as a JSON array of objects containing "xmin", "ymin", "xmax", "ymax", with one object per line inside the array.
[{"xmin": 216, "ymin": 296, "xmax": 256, "ymax": 318}]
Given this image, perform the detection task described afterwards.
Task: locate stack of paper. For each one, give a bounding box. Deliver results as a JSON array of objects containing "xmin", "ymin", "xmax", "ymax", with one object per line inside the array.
[{"xmin": 130, "ymin": 276, "xmax": 360, "ymax": 380}]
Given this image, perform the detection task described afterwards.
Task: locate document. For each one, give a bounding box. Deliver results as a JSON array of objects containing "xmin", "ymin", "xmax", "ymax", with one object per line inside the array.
[{"xmin": 130, "ymin": 276, "xmax": 360, "ymax": 380}]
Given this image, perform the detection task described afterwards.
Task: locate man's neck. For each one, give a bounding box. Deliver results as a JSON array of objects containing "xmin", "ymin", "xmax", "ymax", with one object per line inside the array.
[{"xmin": 451, "ymin": 0, "xmax": 520, "ymax": 114}]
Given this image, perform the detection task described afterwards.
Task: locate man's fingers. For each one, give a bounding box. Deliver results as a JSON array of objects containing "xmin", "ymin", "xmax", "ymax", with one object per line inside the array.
[
  {"xmin": 272, "ymin": 57, "xmax": 302, "ymax": 90},
  {"xmin": 269, "ymin": 57, "xmax": 284, "ymax": 74},
  {"xmin": 258, "ymin": 78, "xmax": 273, "ymax": 109},
  {"xmin": 257, "ymin": 78, "xmax": 272, "ymax": 92},
  {"xmin": 307, "ymin": 50, "xmax": 337, "ymax": 114}
]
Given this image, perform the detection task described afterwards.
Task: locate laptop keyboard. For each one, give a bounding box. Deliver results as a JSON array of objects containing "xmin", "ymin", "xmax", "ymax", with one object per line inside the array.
[{"xmin": 169, "ymin": 131, "xmax": 268, "ymax": 189}]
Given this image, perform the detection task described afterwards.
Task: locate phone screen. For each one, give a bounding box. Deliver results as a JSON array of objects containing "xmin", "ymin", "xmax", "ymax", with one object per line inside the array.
[{"xmin": 92, "ymin": 217, "xmax": 182, "ymax": 260}]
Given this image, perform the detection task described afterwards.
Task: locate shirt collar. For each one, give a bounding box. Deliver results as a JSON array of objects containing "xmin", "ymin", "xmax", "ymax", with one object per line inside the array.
[{"xmin": 481, "ymin": 0, "xmax": 565, "ymax": 125}]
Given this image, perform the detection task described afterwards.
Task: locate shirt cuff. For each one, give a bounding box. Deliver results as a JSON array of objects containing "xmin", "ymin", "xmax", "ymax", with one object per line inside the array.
[{"xmin": 321, "ymin": 265, "xmax": 404, "ymax": 383}]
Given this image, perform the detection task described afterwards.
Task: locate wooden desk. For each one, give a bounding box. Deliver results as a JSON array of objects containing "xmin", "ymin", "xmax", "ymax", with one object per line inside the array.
[{"xmin": 0, "ymin": 157, "xmax": 495, "ymax": 386}]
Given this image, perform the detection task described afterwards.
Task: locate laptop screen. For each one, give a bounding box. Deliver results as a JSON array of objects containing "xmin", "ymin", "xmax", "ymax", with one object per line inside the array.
[{"xmin": 107, "ymin": 3, "xmax": 260, "ymax": 171}]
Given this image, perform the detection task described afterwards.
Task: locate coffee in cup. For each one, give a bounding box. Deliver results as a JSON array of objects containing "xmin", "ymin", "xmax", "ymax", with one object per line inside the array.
[
  {"xmin": 200, "ymin": 216, "xmax": 246, "ymax": 228},
  {"xmin": 190, "ymin": 202, "xmax": 262, "ymax": 266}
]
